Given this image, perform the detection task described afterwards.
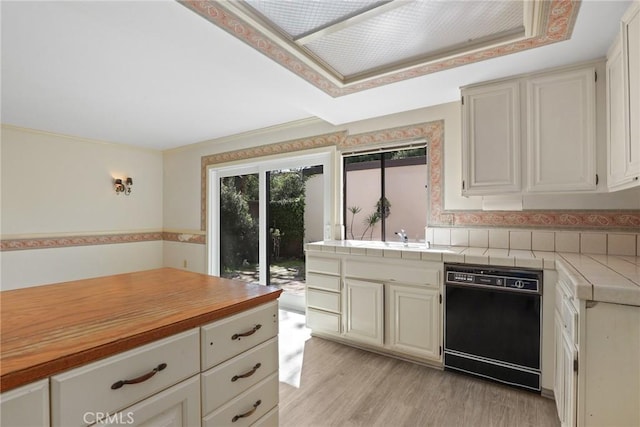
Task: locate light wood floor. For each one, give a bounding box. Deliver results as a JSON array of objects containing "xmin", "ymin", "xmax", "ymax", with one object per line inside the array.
[{"xmin": 278, "ymin": 312, "xmax": 560, "ymax": 427}]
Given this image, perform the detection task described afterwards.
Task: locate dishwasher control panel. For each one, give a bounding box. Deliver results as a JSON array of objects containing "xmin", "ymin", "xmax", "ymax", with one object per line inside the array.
[{"xmin": 445, "ymin": 264, "xmax": 541, "ymax": 294}]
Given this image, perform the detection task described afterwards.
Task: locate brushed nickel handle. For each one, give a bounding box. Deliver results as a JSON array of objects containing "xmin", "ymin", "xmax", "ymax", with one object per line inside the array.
[
  {"xmin": 232, "ymin": 324, "xmax": 261, "ymax": 340},
  {"xmin": 111, "ymin": 363, "xmax": 167, "ymax": 390},
  {"xmin": 232, "ymin": 400, "xmax": 261, "ymax": 422},
  {"xmin": 231, "ymin": 363, "xmax": 261, "ymax": 382}
]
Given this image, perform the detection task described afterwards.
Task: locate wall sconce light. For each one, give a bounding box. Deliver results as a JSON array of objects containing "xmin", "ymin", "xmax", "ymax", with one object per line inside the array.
[{"xmin": 114, "ymin": 177, "xmax": 133, "ymax": 195}]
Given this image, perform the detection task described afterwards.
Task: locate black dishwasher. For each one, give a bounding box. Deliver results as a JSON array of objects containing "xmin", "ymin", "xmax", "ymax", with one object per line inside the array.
[{"xmin": 444, "ymin": 263, "xmax": 543, "ymax": 392}]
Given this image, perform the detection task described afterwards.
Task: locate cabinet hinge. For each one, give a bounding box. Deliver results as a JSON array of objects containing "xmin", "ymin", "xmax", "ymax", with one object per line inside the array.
[
  {"xmin": 439, "ymin": 294, "xmax": 442, "ymax": 304},
  {"xmin": 462, "ymin": 180, "xmax": 465, "ymax": 190},
  {"xmin": 595, "ymin": 71, "xmax": 598, "ymax": 82},
  {"xmin": 595, "ymin": 174, "xmax": 599, "ymax": 185},
  {"xmin": 461, "ymin": 96, "xmax": 464, "ymax": 105},
  {"xmin": 586, "ymin": 300, "xmax": 598, "ymax": 309},
  {"xmin": 439, "ymin": 346, "xmax": 442, "ymax": 356},
  {"xmin": 574, "ymin": 358, "xmax": 579, "ymax": 373}
]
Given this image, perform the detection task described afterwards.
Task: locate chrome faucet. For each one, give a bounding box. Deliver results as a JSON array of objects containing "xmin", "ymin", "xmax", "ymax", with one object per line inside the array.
[{"xmin": 395, "ymin": 229, "xmax": 408, "ymax": 245}]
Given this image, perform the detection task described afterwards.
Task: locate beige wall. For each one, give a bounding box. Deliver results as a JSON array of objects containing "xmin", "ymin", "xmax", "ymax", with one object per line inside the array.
[
  {"xmin": 304, "ymin": 173, "xmax": 324, "ymax": 244},
  {"xmin": 162, "ymin": 97, "xmax": 639, "ymax": 273},
  {"xmin": 1, "ymin": 125, "xmax": 164, "ymax": 289},
  {"xmin": 3, "ymin": 60, "xmax": 638, "ymax": 286}
]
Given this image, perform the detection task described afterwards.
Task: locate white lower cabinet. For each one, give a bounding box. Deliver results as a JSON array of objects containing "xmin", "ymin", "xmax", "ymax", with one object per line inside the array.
[
  {"xmin": 343, "ymin": 278, "xmax": 384, "ymax": 346},
  {"xmin": 96, "ymin": 375, "xmax": 200, "ymax": 427},
  {"xmin": 200, "ymin": 301, "xmax": 279, "ymax": 427},
  {"xmin": 306, "ymin": 255, "xmax": 342, "ymax": 335},
  {"xmin": 553, "ymin": 314, "xmax": 566, "ymax": 424},
  {"xmin": 202, "ymin": 373, "xmax": 278, "ymax": 427},
  {"xmin": 201, "ymin": 338, "xmax": 278, "ymax": 415},
  {"xmin": 51, "ymin": 329, "xmax": 201, "ymax": 427},
  {"xmin": 2, "ymin": 301, "xmax": 280, "ymax": 427},
  {"xmin": 305, "ymin": 250, "xmax": 442, "ymax": 364},
  {"xmin": 387, "ymin": 284, "xmax": 441, "ymax": 360},
  {"xmin": 582, "ymin": 302, "xmax": 640, "ymax": 427},
  {"xmin": 0, "ymin": 379, "xmax": 49, "ymax": 427},
  {"xmin": 554, "ymin": 279, "xmax": 578, "ymax": 427},
  {"xmin": 554, "ymin": 310, "xmax": 577, "ymax": 427},
  {"xmin": 554, "ymin": 269, "xmax": 640, "ymax": 427},
  {"xmin": 560, "ymin": 332, "xmax": 577, "ymax": 427}
]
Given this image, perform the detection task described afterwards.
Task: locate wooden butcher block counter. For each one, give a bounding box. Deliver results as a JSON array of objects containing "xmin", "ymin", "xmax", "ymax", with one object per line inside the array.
[{"xmin": 0, "ymin": 268, "xmax": 282, "ymax": 392}]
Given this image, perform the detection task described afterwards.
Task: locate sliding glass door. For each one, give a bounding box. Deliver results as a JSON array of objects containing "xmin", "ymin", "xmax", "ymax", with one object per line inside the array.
[
  {"xmin": 219, "ymin": 174, "xmax": 259, "ymax": 282},
  {"xmin": 266, "ymin": 166, "xmax": 324, "ymax": 309},
  {"xmin": 209, "ymin": 152, "xmax": 332, "ymax": 312}
]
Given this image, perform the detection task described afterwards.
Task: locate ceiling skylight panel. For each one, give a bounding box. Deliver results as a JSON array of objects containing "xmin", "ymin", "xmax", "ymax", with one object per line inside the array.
[
  {"xmin": 303, "ymin": 0, "xmax": 525, "ymax": 77},
  {"xmin": 244, "ymin": 0, "xmax": 388, "ymax": 38}
]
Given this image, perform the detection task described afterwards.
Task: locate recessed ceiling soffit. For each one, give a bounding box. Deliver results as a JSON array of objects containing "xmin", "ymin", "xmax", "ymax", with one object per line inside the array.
[{"xmin": 180, "ymin": 0, "xmax": 581, "ymax": 97}]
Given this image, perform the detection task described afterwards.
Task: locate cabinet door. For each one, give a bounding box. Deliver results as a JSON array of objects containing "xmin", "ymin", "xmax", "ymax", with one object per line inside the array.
[
  {"xmin": 607, "ymin": 36, "xmax": 633, "ymax": 190},
  {"xmin": 387, "ymin": 284, "xmax": 440, "ymax": 361},
  {"xmin": 0, "ymin": 379, "xmax": 49, "ymax": 427},
  {"xmin": 561, "ymin": 332, "xmax": 577, "ymax": 427},
  {"xmin": 553, "ymin": 312, "xmax": 566, "ymax": 424},
  {"xmin": 343, "ymin": 279, "xmax": 384, "ymax": 346},
  {"xmin": 526, "ymin": 68, "xmax": 597, "ymax": 192},
  {"xmin": 461, "ymin": 80, "xmax": 521, "ymax": 195},
  {"xmin": 623, "ymin": 2, "xmax": 640, "ymax": 181},
  {"xmin": 96, "ymin": 375, "xmax": 200, "ymax": 426}
]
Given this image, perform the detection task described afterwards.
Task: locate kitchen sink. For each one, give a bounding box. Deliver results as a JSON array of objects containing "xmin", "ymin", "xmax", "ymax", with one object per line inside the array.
[{"xmin": 342, "ymin": 240, "xmax": 454, "ymax": 252}]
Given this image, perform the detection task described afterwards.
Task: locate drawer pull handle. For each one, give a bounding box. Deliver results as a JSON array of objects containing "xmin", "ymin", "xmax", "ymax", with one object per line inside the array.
[
  {"xmin": 232, "ymin": 400, "xmax": 261, "ymax": 422},
  {"xmin": 110, "ymin": 363, "xmax": 167, "ymax": 390},
  {"xmin": 232, "ymin": 324, "xmax": 262, "ymax": 340},
  {"xmin": 231, "ymin": 363, "xmax": 262, "ymax": 382}
]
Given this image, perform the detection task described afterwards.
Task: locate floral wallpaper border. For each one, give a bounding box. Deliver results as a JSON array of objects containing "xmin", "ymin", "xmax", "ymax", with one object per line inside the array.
[
  {"xmin": 180, "ymin": 0, "xmax": 580, "ymax": 97},
  {"xmin": 0, "ymin": 231, "xmax": 207, "ymax": 251},
  {"xmin": 201, "ymin": 119, "xmax": 640, "ymax": 235},
  {"xmin": 5, "ymin": 116, "xmax": 637, "ymax": 252},
  {"xmin": 1, "ymin": 232, "xmax": 164, "ymax": 252}
]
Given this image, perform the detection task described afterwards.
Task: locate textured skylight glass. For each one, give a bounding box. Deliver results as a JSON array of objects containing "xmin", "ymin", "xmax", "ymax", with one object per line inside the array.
[
  {"xmin": 245, "ymin": 0, "xmax": 388, "ymax": 38},
  {"xmin": 304, "ymin": 0, "xmax": 524, "ymax": 76}
]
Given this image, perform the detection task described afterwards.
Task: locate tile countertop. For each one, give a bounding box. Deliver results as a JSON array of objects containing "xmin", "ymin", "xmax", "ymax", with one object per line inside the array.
[{"xmin": 305, "ymin": 241, "xmax": 640, "ymax": 307}]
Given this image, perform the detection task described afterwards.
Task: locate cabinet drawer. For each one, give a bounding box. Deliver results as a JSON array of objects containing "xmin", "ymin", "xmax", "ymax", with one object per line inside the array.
[
  {"xmin": 307, "ymin": 272, "xmax": 341, "ymax": 292},
  {"xmin": 307, "ymin": 288, "xmax": 340, "ymax": 313},
  {"xmin": 51, "ymin": 328, "xmax": 199, "ymax": 427},
  {"xmin": 95, "ymin": 375, "xmax": 200, "ymax": 426},
  {"xmin": 346, "ymin": 259, "xmax": 439, "ymax": 286},
  {"xmin": 201, "ymin": 337, "xmax": 278, "ymax": 415},
  {"xmin": 306, "ymin": 308, "xmax": 341, "ymax": 333},
  {"xmin": 307, "ymin": 256, "xmax": 340, "ymax": 275},
  {"xmin": 201, "ymin": 301, "xmax": 278, "ymax": 371},
  {"xmin": 252, "ymin": 406, "xmax": 279, "ymax": 427},
  {"xmin": 202, "ymin": 373, "xmax": 278, "ymax": 427}
]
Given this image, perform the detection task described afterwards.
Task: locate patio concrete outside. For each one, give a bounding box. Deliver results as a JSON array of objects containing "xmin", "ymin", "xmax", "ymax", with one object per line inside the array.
[{"xmin": 223, "ymin": 261, "xmax": 305, "ymax": 296}]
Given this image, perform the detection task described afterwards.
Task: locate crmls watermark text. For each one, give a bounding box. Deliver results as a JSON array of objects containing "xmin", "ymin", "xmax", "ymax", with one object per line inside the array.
[{"xmin": 83, "ymin": 412, "xmax": 135, "ymax": 425}]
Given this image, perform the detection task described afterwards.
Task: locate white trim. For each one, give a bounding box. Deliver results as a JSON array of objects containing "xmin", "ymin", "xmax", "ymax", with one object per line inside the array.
[
  {"xmin": 0, "ymin": 124, "xmax": 161, "ymax": 153},
  {"xmin": 207, "ymin": 150, "xmax": 334, "ymax": 303}
]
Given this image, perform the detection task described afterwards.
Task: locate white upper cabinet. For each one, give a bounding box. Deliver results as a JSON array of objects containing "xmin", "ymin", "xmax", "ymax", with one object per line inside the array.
[
  {"xmin": 607, "ymin": 35, "xmax": 629, "ymax": 189},
  {"xmin": 625, "ymin": 2, "xmax": 640, "ymax": 181},
  {"xmin": 608, "ymin": 1, "xmax": 640, "ymax": 191},
  {"xmin": 526, "ymin": 67, "xmax": 596, "ymax": 192},
  {"xmin": 461, "ymin": 64, "xmax": 599, "ymax": 196},
  {"xmin": 462, "ymin": 81, "xmax": 521, "ymax": 195}
]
